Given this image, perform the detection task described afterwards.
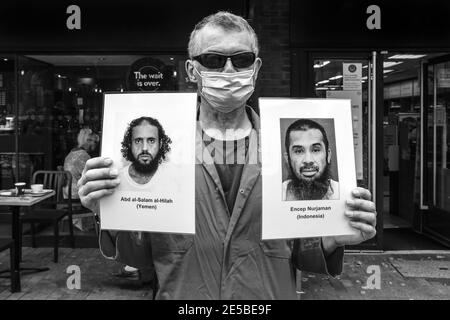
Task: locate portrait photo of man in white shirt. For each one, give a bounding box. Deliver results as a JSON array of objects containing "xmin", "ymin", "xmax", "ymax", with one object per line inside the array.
[
  {"xmin": 282, "ymin": 118, "xmax": 340, "ymax": 201},
  {"xmin": 118, "ymin": 116, "xmax": 172, "ymax": 191}
]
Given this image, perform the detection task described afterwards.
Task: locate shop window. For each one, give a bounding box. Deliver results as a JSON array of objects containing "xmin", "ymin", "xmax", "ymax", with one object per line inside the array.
[
  {"xmin": 313, "ymin": 59, "xmax": 370, "ymax": 190},
  {"xmin": 13, "ymin": 55, "xmax": 195, "ymax": 183},
  {"xmin": 0, "ymin": 55, "xmax": 16, "ymax": 189}
]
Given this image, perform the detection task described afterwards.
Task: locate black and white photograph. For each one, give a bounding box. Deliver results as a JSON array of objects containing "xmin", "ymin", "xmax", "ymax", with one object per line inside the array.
[
  {"xmin": 280, "ymin": 118, "xmax": 340, "ymax": 201},
  {"xmin": 1, "ymin": 0, "xmax": 450, "ymax": 306},
  {"xmin": 99, "ymin": 92, "xmax": 197, "ymax": 234},
  {"xmin": 116, "ymin": 116, "xmax": 173, "ymax": 192},
  {"xmin": 260, "ymin": 98, "xmax": 357, "ymax": 240}
]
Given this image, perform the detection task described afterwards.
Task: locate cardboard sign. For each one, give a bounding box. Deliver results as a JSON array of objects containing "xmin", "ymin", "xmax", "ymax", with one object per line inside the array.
[
  {"xmin": 100, "ymin": 92, "xmax": 197, "ymax": 234},
  {"xmin": 259, "ymin": 98, "xmax": 358, "ymax": 239}
]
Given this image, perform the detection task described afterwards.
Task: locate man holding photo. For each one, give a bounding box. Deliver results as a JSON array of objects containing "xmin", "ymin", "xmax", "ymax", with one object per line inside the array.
[{"xmin": 77, "ymin": 11, "xmax": 377, "ymax": 299}]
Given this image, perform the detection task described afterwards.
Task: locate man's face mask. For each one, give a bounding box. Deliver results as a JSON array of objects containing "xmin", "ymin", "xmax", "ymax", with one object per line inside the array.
[{"xmin": 194, "ymin": 66, "xmax": 256, "ymax": 113}]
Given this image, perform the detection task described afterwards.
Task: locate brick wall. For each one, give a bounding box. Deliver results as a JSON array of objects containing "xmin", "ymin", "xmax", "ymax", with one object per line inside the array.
[{"xmin": 251, "ymin": 0, "xmax": 291, "ymax": 98}]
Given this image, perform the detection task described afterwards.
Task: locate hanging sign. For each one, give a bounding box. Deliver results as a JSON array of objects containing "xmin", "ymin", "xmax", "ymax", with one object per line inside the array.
[
  {"xmin": 127, "ymin": 57, "xmax": 173, "ymax": 92},
  {"xmin": 343, "ymin": 63, "xmax": 362, "ymax": 91},
  {"xmin": 437, "ymin": 64, "xmax": 450, "ymax": 88}
]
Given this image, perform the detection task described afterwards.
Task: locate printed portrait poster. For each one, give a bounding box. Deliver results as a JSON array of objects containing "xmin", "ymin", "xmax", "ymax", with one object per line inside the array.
[
  {"xmin": 259, "ymin": 98, "xmax": 358, "ymax": 239},
  {"xmin": 100, "ymin": 92, "xmax": 197, "ymax": 234}
]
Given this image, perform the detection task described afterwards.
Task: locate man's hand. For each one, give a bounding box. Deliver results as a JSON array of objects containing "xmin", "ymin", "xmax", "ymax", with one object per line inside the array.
[
  {"xmin": 322, "ymin": 187, "xmax": 377, "ymax": 255},
  {"xmin": 78, "ymin": 157, "xmax": 121, "ymax": 213}
]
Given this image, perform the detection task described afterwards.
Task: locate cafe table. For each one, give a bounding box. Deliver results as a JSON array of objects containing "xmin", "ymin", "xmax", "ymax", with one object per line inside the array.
[{"xmin": 0, "ymin": 189, "xmax": 55, "ymax": 292}]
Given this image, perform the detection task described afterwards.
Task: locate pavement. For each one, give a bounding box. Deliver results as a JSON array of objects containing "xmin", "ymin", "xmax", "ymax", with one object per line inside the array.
[
  {"xmin": 1, "ymin": 247, "xmax": 450, "ymax": 300},
  {"xmin": 300, "ymin": 250, "xmax": 450, "ymax": 300}
]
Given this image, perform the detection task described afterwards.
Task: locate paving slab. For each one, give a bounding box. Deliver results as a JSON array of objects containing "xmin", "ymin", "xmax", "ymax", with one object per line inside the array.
[
  {"xmin": 1, "ymin": 248, "xmax": 450, "ymax": 300},
  {"xmin": 390, "ymin": 260, "xmax": 450, "ymax": 279}
]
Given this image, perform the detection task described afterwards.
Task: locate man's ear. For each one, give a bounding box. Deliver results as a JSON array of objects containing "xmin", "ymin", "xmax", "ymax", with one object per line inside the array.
[
  {"xmin": 185, "ymin": 59, "xmax": 198, "ymax": 83},
  {"xmin": 253, "ymin": 57, "xmax": 262, "ymax": 81},
  {"xmin": 283, "ymin": 151, "xmax": 289, "ymax": 165},
  {"xmin": 327, "ymin": 148, "xmax": 332, "ymax": 164}
]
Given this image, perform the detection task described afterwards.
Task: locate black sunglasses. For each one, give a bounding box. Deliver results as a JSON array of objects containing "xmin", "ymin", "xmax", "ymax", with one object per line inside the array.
[{"xmin": 193, "ymin": 52, "xmax": 256, "ymax": 69}]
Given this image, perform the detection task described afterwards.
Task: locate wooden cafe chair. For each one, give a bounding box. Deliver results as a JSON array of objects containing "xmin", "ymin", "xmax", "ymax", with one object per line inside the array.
[{"xmin": 19, "ymin": 170, "xmax": 75, "ymax": 263}]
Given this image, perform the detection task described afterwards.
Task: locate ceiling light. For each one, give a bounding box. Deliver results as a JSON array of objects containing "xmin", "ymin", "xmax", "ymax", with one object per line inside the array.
[
  {"xmin": 389, "ymin": 54, "xmax": 426, "ymax": 59},
  {"xmin": 317, "ymin": 80, "xmax": 330, "ymax": 85},
  {"xmin": 329, "ymin": 75, "xmax": 343, "ymax": 80},
  {"xmin": 383, "ymin": 61, "xmax": 402, "ymax": 68},
  {"xmin": 79, "ymin": 77, "xmax": 94, "ymax": 85},
  {"xmin": 384, "ymin": 69, "xmax": 394, "ymax": 74},
  {"xmin": 314, "ymin": 61, "xmax": 330, "ymax": 68}
]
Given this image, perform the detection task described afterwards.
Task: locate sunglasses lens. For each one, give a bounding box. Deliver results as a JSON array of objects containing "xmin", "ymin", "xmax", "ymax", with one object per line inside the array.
[
  {"xmin": 195, "ymin": 52, "xmax": 256, "ymax": 69},
  {"xmin": 231, "ymin": 53, "xmax": 256, "ymax": 68},
  {"xmin": 201, "ymin": 54, "xmax": 226, "ymax": 69}
]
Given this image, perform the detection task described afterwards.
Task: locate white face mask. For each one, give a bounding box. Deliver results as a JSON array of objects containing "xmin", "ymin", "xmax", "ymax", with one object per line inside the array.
[{"xmin": 195, "ymin": 67, "xmax": 256, "ymax": 113}]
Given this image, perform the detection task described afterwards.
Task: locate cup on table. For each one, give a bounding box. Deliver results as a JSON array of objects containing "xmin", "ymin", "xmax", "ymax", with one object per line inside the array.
[
  {"xmin": 14, "ymin": 182, "xmax": 26, "ymax": 196},
  {"xmin": 31, "ymin": 184, "xmax": 44, "ymax": 193}
]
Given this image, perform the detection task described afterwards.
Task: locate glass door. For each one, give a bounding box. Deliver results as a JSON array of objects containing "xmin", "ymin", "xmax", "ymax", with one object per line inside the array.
[
  {"xmin": 421, "ymin": 55, "xmax": 450, "ymax": 246},
  {"xmin": 0, "ymin": 55, "xmax": 16, "ymax": 189},
  {"xmin": 17, "ymin": 56, "xmax": 54, "ymax": 183},
  {"xmin": 309, "ymin": 51, "xmax": 383, "ymax": 249}
]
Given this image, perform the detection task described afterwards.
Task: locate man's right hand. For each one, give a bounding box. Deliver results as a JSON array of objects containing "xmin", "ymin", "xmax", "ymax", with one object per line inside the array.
[{"xmin": 78, "ymin": 157, "xmax": 121, "ymax": 213}]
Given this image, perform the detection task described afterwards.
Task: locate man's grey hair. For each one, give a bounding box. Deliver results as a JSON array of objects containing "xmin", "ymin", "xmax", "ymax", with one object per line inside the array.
[{"xmin": 188, "ymin": 11, "xmax": 259, "ymax": 58}]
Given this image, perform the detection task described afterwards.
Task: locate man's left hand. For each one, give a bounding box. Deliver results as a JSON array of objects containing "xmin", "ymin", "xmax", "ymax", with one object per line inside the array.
[{"xmin": 322, "ymin": 187, "xmax": 377, "ymax": 254}]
